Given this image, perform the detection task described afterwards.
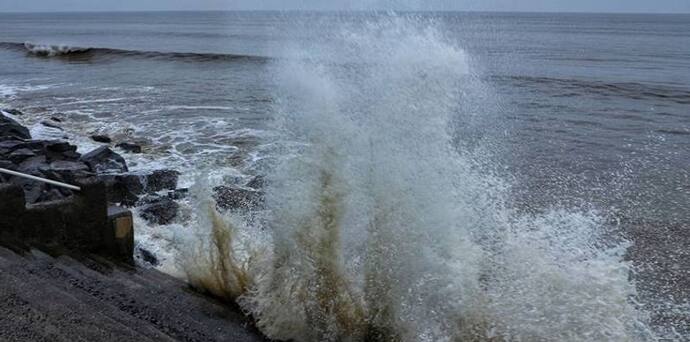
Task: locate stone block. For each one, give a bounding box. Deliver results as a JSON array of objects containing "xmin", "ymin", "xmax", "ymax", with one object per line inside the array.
[{"xmin": 107, "ymin": 205, "xmax": 134, "ymax": 264}]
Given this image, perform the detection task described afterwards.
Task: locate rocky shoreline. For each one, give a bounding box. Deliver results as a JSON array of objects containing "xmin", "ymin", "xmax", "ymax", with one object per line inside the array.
[
  {"xmin": 1, "ymin": 107, "xmax": 182, "ymax": 216},
  {"xmin": 1, "ymin": 107, "xmax": 270, "ymax": 340},
  {"xmin": 1, "ymin": 106, "xmax": 264, "ymax": 262}
]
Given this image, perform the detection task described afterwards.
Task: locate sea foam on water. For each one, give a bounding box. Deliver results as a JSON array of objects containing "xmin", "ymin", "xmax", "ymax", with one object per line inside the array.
[{"xmin": 179, "ymin": 15, "xmax": 655, "ymax": 341}]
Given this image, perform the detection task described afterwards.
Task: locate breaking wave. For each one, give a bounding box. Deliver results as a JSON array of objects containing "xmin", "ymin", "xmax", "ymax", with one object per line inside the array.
[
  {"xmin": 0, "ymin": 41, "xmax": 267, "ymax": 62},
  {"xmin": 23, "ymin": 42, "xmax": 92, "ymax": 56},
  {"xmin": 179, "ymin": 15, "xmax": 655, "ymax": 341}
]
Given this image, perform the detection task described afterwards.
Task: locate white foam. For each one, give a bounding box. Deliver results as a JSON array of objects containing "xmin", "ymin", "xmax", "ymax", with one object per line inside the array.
[
  {"xmin": 57, "ymin": 97, "xmax": 132, "ymax": 106},
  {"xmin": 0, "ymin": 83, "xmax": 54, "ymax": 98},
  {"xmin": 23, "ymin": 42, "xmax": 90, "ymax": 57},
  {"xmin": 165, "ymin": 105, "xmax": 235, "ymax": 111},
  {"xmin": 29, "ymin": 123, "xmax": 66, "ymax": 141}
]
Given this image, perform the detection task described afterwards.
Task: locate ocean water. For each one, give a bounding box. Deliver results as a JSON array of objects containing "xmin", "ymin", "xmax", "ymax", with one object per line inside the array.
[{"xmin": 1, "ymin": 11, "xmax": 689, "ymax": 340}]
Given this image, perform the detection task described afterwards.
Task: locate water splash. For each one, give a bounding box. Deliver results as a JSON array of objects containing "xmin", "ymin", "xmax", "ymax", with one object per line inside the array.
[{"xmin": 182, "ymin": 15, "xmax": 654, "ymax": 341}]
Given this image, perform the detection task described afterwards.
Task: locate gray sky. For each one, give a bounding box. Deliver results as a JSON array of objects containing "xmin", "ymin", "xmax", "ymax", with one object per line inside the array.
[{"xmin": 1, "ymin": 0, "xmax": 689, "ymax": 13}]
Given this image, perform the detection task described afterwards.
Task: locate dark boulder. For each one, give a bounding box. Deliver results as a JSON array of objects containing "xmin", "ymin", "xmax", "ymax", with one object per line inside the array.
[
  {"xmin": 45, "ymin": 141, "xmax": 74, "ymax": 152},
  {"xmin": 80, "ymin": 146, "xmax": 128, "ymax": 173},
  {"xmin": 48, "ymin": 160, "xmax": 89, "ymax": 173},
  {"xmin": 0, "ymin": 140, "xmax": 22, "ymax": 157},
  {"xmin": 138, "ymin": 196, "xmax": 179, "ymax": 225},
  {"xmin": 0, "ymin": 159, "xmax": 14, "ymax": 175},
  {"xmin": 246, "ymin": 175, "xmax": 265, "ymax": 189},
  {"xmin": 0, "ymin": 113, "xmax": 31, "ymax": 141},
  {"xmin": 0, "ymin": 137, "xmax": 91, "ymax": 204},
  {"xmin": 99, "ymin": 173, "xmax": 143, "ymax": 206},
  {"xmin": 213, "ymin": 185, "xmax": 264, "ymax": 211},
  {"xmin": 145, "ymin": 169, "xmax": 180, "ymax": 193},
  {"xmin": 8, "ymin": 173, "xmax": 72, "ymax": 204},
  {"xmin": 17, "ymin": 155, "xmax": 48, "ymax": 174},
  {"xmin": 91, "ymin": 134, "xmax": 112, "ymax": 143},
  {"xmin": 46, "ymin": 160, "xmax": 92, "ymax": 184},
  {"xmin": 116, "ymin": 142, "xmax": 142, "ymax": 154},
  {"xmin": 168, "ymin": 188, "xmax": 189, "ymax": 200},
  {"xmin": 100, "ymin": 169, "xmax": 180, "ymax": 206},
  {"xmin": 40, "ymin": 120, "xmax": 63, "ymax": 130},
  {"xmin": 137, "ymin": 247, "xmax": 159, "ymax": 266},
  {"xmin": 0, "ymin": 140, "xmax": 80, "ymax": 162},
  {"xmin": 7, "ymin": 148, "xmax": 36, "ymax": 164},
  {"xmin": 44, "ymin": 140, "xmax": 80, "ymax": 162}
]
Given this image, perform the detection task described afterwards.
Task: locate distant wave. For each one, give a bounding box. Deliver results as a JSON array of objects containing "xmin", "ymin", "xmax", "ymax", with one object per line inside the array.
[
  {"xmin": 501, "ymin": 75, "xmax": 690, "ymax": 105},
  {"xmin": 0, "ymin": 41, "xmax": 269, "ymax": 63},
  {"xmin": 23, "ymin": 42, "xmax": 92, "ymax": 56}
]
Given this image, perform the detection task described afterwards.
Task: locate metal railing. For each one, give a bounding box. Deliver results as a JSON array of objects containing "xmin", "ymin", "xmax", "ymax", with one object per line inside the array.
[{"xmin": 0, "ymin": 167, "xmax": 81, "ymax": 191}]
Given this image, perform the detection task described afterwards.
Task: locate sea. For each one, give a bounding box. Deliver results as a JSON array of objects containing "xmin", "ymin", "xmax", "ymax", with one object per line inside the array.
[{"xmin": 0, "ymin": 11, "xmax": 688, "ymax": 341}]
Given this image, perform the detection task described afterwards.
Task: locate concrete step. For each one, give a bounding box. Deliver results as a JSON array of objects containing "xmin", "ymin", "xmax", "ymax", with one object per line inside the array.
[
  {"xmin": 0, "ymin": 247, "xmax": 265, "ymax": 341},
  {"xmin": 0, "ymin": 256, "xmax": 155, "ymax": 342},
  {"xmin": 19, "ymin": 251, "xmax": 202, "ymax": 341},
  {"xmin": 0, "ymin": 289, "xmax": 67, "ymax": 342},
  {"xmin": 56, "ymin": 254, "xmax": 263, "ymax": 341}
]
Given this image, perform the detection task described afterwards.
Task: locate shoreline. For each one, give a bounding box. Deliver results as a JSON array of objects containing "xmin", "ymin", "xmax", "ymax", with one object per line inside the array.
[{"xmin": 1, "ymin": 105, "xmax": 269, "ymax": 340}]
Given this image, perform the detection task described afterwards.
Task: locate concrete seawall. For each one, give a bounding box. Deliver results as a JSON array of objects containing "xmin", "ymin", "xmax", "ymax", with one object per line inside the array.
[{"xmin": 0, "ymin": 179, "xmax": 133, "ymax": 263}]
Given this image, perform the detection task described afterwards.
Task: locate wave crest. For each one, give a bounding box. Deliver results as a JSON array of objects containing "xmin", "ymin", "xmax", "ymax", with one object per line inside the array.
[
  {"xmin": 0, "ymin": 41, "xmax": 267, "ymax": 62},
  {"xmin": 24, "ymin": 42, "xmax": 91, "ymax": 56}
]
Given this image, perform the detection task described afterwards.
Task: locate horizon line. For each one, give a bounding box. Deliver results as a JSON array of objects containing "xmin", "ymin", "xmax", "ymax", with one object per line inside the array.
[{"xmin": 1, "ymin": 9, "xmax": 689, "ymax": 15}]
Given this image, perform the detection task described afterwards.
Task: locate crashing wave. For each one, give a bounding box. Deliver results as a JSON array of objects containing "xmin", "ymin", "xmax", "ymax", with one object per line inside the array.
[{"xmin": 178, "ymin": 15, "xmax": 656, "ymax": 342}]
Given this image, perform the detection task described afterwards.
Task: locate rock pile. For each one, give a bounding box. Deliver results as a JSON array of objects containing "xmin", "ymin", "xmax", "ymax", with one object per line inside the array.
[{"xmin": 0, "ymin": 109, "xmax": 182, "ymax": 225}]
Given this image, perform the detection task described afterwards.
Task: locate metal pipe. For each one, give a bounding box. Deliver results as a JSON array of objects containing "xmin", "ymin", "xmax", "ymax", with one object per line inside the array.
[{"xmin": 0, "ymin": 167, "xmax": 81, "ymax": 191}]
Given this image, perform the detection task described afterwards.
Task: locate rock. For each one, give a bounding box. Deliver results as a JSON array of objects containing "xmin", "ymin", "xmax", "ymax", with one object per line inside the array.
[
  {"xmin": 46, "ymin": 161, "xmax": 92, "ymax": 183},
  {"xmin": 2, "ymin": 108, "xmax": 23, "ymax": 116},
  {"xmin": 45, "ymin": 140, "xmax": 77, "ymax": 154},
  {"xmin": 0, "ymin": 159, "xmax": 14, "ymax": 171},
  {"xmin": 4, "ymin": 140, "xmax": 38, "ymax": 152},
  {"xmin": 40, "ymin": 120, "xmax": 63, "ymax": 130},
  {"xmin": 17, "ymin": 155, "xmax": 48, "ymax": 173},
  {"xmin": 99, "ymin": 169, "xmax": 180, "ymax": 205},
  {"xmin": 138, "ymin": 196, "xmax": 179, "ymax": 225},
  {"xmin": 9, "ymin": 173, "xmax": 72, "ymax": 204},
  {"xmin": 213, "ymin": 185, "xmax": 263, "ymax": 211},
  {"xmin": 0, "ymin": 140, "xmax": 21, "ymax": 156},
  {"xmin": 37, "ymin": 140, "xmax": 80, "ymax": 161},
  {"xmin": 0, "ymin": 140, "xmax": 81, "ymax": 166},
  {"xmin": 0, "ymin": 141, "xmax": 91, "ymax": 204},
  {"xmin": 116, "ymin": 142, "xmax": 142, "ymax": 154},
  {"xmin": 137, "ymin": 247, "xmax": 159, "ymax": 266},
  {"xmin": 99, "ymin": 173, "xmax": 143, "ymax": 206},
  {"xmin": 80, "ymin": 146, "xmax": 128, "ymax": 173},
  {"xmin": 8, "ymin": 148, "xmax": 36, "ymax": 164},
  {"xmin": 0, "ymin": 137, "xmax": 92, "ymax": 204},
  {"xmin": 168, "ymin": 188, "xmax": 188, "ymax": 200},
  {"xmin": 91, "ymin": 134, "xmax": 112, "ymax": 143},
  {"xmin": 145, "ymin": 169, "xmax": 179, "ymax": 193},
  {"xmin": 0, "ymin": 161, "xmax": 14, "ymax": 182},
  {"xmin": 246, "ymin": 175, "xmax": 265, "ymax": 189},
  {"xmin": 0, "ymin": 113, "xmax": 31, "ymax": 141},
  {"xmin": 48, "ymin": 160, "xmax": 89, "ymax": 172}
]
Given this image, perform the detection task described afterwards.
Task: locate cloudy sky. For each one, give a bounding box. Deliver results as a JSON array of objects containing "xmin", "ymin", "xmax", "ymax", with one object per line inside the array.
[{"xmin": 1, "ymin": 0, "xmax": 689, "ymax": 13}]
